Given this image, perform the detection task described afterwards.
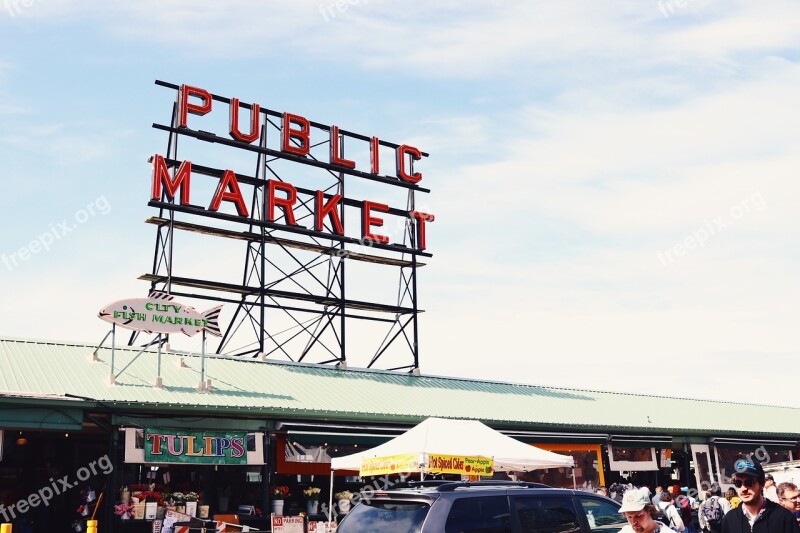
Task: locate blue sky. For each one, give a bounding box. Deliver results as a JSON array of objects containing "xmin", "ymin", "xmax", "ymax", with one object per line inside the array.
[{"xmin": 1, "ymin": 0, "xmax": 799, "ymax": 407}]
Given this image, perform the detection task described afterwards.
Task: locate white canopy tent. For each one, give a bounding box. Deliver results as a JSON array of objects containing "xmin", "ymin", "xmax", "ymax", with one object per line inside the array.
[{"xmin": 327, "ymin": 417, "xmax": 575, "ymax": 519}]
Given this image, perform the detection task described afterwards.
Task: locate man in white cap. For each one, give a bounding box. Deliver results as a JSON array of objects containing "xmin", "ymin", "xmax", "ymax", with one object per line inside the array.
[{"xmin": 620, "ymin": 487, "xmax": 680, "ymax": 533}]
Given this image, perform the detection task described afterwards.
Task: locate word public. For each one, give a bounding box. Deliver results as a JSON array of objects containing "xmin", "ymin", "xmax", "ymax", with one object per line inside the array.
[{"xmin": 153, "ymin": 84, "xmax": 435, "ymax": 250}]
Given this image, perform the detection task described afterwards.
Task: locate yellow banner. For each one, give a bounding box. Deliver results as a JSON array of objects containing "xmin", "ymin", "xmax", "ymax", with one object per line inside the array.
[
  {"xmin": 428, "ymin": 454, "xmax": 494, "ymax": 476},
  {"xmin": 360, "ymin": 453, "xmax": 419, "ymax": 476}
]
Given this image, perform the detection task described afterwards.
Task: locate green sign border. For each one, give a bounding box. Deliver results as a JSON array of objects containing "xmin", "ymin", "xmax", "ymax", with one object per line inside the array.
[{"xmin": 144, "ymin": 428, "xmax": 248, "ymax": 465}]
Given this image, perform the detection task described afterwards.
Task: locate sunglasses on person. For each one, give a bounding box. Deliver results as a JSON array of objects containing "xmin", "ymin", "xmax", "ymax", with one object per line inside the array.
[{"xmin": 733, "ymin": 478, "xmax": 758, "ymax": 488}]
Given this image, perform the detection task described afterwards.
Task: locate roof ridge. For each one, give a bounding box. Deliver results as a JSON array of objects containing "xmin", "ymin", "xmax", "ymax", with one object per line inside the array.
[{"xmin": 1, "ymin": 336, "xmax": 797, "ymax": 411}]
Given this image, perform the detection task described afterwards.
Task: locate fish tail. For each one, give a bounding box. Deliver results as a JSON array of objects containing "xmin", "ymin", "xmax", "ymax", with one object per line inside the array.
[
  {"xmin": 202, "ymin": 305, "xmax": 223, "ymax": 337},
  {"xmin": 148, "ymin": 290, "xmax": 174, "ymax": 301}
]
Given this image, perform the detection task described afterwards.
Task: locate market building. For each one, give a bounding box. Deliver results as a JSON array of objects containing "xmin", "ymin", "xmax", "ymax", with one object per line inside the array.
[
  {"xmin": 3, "ymin": 81, "xmax": 797, "ymax": 532},
  {"xmin": 1, "ymin": 336, "xmax": 798, "ymax": 531}
]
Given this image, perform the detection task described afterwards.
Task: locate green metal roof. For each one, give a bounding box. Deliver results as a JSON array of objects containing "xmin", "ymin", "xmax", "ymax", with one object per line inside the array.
[{"xmin": 0, "ymin": 336, "xmax": 798, "ymax": 438}]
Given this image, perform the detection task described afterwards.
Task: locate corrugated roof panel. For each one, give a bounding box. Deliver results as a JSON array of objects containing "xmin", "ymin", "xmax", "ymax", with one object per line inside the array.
[{"xmin": 0, "ymin": 337, "xmax": 798, "ymax": 438}]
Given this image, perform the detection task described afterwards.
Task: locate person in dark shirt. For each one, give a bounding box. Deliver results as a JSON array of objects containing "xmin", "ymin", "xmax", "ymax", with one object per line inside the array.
[{"xmin": 721, "ymin": 457, "xmax": 800, "ymax": 533}]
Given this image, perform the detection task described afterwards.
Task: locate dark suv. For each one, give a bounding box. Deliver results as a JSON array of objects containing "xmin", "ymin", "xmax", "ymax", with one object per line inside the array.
[{"xmin": 336, "ymin": 481, "xmax": 628, "ymax": 533}]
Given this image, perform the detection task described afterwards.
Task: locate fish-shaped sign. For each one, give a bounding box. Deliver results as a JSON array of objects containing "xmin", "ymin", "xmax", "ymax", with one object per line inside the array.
[{"xmin": 98, "ymin": 291, "xmax": 222, "ymax": 337}]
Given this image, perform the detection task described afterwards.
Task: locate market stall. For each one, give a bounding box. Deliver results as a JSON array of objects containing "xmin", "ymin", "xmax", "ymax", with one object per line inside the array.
[{"xmin": 327, "ymin": 417, "xmax": 575, "ymax": 520}]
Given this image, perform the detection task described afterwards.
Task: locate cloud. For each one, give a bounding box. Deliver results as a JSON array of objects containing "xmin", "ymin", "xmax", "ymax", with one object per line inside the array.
[{"xmin": 429, "ymin": 59, "xmax": 800, "ymax": 244}]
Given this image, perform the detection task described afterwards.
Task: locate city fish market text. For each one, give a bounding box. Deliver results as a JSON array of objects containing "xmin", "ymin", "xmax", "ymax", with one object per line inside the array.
[{"xmin": 98, "ymin": 292, "xmax": 222, "ymax": 337}]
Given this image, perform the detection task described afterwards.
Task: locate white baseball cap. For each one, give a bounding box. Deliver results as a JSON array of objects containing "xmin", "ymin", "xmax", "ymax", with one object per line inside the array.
[{"xmin": 619, "ymin": 488, "xmax": 651, "ymax": 513}]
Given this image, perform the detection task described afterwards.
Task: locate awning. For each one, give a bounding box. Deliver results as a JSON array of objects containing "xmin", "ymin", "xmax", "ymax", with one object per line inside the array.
[
  {"xmin": 278, "ymin": 420, "xmax": 407, "ymax": 445},
  {"xmin": 501, "ymin": 430, "xmax": 608, "ymax": 444},
  {"xmin": 710, "ymin": 437, "xmax": 798, "ymax": 450},
  {"xmin": 287, "ymin": 431, "xmax": 395, "ymax": 446},
  {"xmin": 0, "ymin": 405, "xmax": 84, "ymax": 431},
  {"xmin": 609, "ymin": 435, "xmax": 673, "ymax": 448}
]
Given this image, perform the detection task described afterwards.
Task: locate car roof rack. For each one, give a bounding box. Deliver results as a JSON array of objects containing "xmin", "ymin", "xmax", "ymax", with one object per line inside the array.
[
  {"xmin": 392, "ymin": 479, "xmax": 455, "ymax": 489},
  {"xmin": 435, "ymin": 481, "xmax": 551, "ymax": 492}
]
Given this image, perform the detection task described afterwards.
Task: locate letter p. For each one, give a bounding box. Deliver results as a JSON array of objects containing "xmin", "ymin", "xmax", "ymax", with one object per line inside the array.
[
  {"xmin": 38, "ymin": 486, "xmax": 54, "ymax": 507},
  {"xmin": 178, "ymin": 84, "xmax": 212, "ymax": 128}
]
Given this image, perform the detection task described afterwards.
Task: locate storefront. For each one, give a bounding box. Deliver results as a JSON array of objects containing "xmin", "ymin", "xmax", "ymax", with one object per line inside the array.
[{"xmin": 2, "ymin": 336, "xmax": 800, "ymax": 532}]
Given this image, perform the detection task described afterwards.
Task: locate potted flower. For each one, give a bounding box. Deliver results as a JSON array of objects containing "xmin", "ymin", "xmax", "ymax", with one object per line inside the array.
[
  {"xmin": 171, "ymin": 492, "xmax": 186, "ymax": 514},
  {"xmin": 114, "ymin": 502, "xmax": 134, "ymax": 520},
  {"xmin": 129, "ymin": 484, "xmax": 148, "ymax": 501},
  {"xmin": 271, "ymin": 486, "xmax": 290, "ymax": 516},
  {"xmin": 303, "ymin": 487, "xmax": 321, "ymax": 515},
  {"xmin": 335, "ymin": 491, "xmax": 353, "ymax": 515},
  {"xmin": 272, "ymin": 486, "xmax": 290, "ymax": 500},
  {"xmin": 185, "ymin": 491, "xmax": 200, "ymax": 517}
]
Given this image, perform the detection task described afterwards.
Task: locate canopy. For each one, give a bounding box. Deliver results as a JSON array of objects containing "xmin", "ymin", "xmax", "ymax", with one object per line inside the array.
[{"xmin": 330, "ymin": 417, "xmax": 574, "ymax": 472}]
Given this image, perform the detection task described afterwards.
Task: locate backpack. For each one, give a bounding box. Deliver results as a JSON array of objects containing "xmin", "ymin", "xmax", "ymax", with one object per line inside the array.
[
  {"xmin": 701, "ymin": 496, "xmax": 724, "ymax": 526},
  {"xmin": 676, "ymin": 496, "xmax": 693, "ymax": 528},
  {"xmin": 656, "ymin": 504, "xmax": 673, "ymax": 527}
]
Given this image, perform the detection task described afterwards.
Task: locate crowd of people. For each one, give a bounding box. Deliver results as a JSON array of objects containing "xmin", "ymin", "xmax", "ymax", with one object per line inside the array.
[{"xmin": 606, "ymin": 456, "xmax": 800, "ymax": 533}]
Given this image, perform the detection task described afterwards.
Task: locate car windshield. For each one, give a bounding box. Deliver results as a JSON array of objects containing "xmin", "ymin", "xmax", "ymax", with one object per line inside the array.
[{"xmin": 337, "ymin": 500, "xmax": 431, "ymax": 533}]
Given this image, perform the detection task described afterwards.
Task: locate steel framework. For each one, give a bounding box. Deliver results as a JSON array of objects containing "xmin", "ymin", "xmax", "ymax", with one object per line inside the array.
[{"xmin": 140, "ymin": 80, "xmax": 432, "ymax": 372}]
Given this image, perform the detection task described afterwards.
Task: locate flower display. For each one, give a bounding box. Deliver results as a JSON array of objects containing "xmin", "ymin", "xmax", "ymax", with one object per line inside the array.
[
  {"xmin": 114, "ymin": 503, "xmax": 134, "ymax": 518},
  {"xmin": 185, "ymin": 491, "xmax": 200, "ymax": 502},
  {"xmin": 335, "ymin": 490, "xmax": 353, "ymax": 501},
  {"xmin": 137, "ymin": 491, "xmax": 162, "ymax": 502},
  {"xmin": 272, "ymin": 486, "xmax": 290, "ymax": 499},
  {"xmin": 303, "ymin": 487, "xmax": 321, "ymax": 500}
]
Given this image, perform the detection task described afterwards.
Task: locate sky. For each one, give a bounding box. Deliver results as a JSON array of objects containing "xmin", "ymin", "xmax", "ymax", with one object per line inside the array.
[{"xmin": 1, "ymin": 0, "xmax": 799, "ymax": 408}]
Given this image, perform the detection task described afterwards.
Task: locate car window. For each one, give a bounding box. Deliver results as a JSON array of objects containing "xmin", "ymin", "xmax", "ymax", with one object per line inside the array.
[
  {"xmin": 337, "ymin": 500, "xmax": 430, "ymax": 533},
  {"xmin": 445, "ymin": 495, "xmax": 512, "ymax": 533},
  {"xmin": 512, "ymin": 495, "xmax": 582, "ymax": 533},
  {"xmin": 577, "ymin": 496, "xmax": 627, "ymax": 533}
]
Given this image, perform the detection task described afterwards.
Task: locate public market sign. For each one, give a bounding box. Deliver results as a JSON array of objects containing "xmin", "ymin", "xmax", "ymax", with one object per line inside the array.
[
  {"xmin": 150, "ymin": 83, "xmax": 435, "ymax": 251},
  {"xmin": 98, "ymin": 292, "xmax": 222, "ymax": 337},
  {"xmin": 144, "ymin": 428, "xmax": 247, "ymax": 465}
]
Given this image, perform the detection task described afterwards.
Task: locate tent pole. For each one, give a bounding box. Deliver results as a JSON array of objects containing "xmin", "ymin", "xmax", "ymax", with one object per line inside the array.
[
  {"xmin": 328, "ymin": 469, "xmax": 335, "ymax": 523},
  {"xmin": 572, "ymin": 467, "xmax": 577, "ymax": 489}
]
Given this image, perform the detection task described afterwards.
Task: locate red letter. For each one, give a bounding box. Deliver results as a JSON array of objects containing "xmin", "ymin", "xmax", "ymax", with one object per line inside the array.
[
  {"xmin": 178, "ymin": 84, "xmax": 212, "ymax": 128},
  {"xmin": 146, "ymin": 434, "xmax": 164, "ymax": 455},
  {"xmin": 229, "ymin": 97, "xmax": 261, "ymax": 143},
  {"xmin": 281, "ymin": 112, "xmax": 310, "ymax": 156},
  {"xmin": 396, "ymin": 145, "xmax": 423, "ymax": 183},
  {"xmin": 362, "ymin": 201, "xmax": 390, "ymax": 244},
  {"xmin": 151, "ymin": 154, "xmax": 191, "ymax": 205},
  {"xmin": 410, "ymin": 211, "xmax": 435, "ymax": 250},
  {"xmin": 267, "ymin": 180, "xmax": 298, "ymax": 225},
  {"xmin": 315, "ymin": 191, "xmax": 344, "ymax": 235},
  {"xmin": 209, "ymin": 170, "xmax": 249, "ymax": 217},
  {"xmin": 329, "ymin": 125, "xmax": 356, "ymax": 169},
  {"xmin": 370, "ymin": 136, "xmax": 380, "ymax": 175}
]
